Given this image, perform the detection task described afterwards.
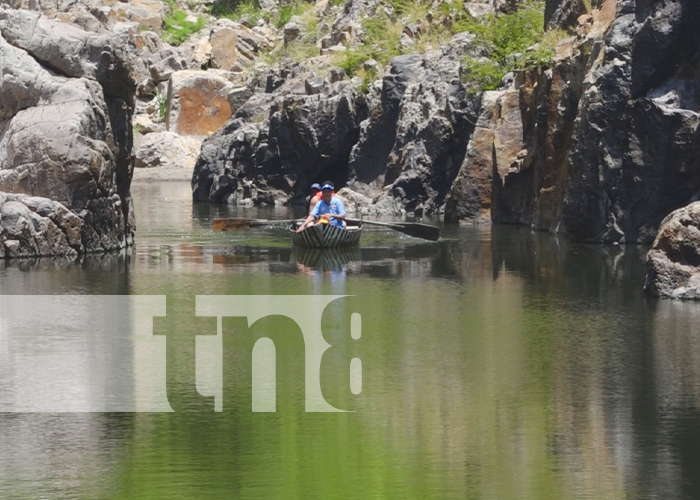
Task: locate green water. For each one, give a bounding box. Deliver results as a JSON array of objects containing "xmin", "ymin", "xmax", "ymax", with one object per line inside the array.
[{"xmin": 1, "ymin": 181, "xmax": 700, "ymax": 499}]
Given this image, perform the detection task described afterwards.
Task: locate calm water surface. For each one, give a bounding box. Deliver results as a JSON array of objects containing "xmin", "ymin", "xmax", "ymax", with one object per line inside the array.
[{"xmin": 1, "ymin": 181, "xmax": 700, "ymax": 499}]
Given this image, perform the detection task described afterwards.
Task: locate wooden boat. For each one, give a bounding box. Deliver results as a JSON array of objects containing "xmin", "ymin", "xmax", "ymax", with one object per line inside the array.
[{"xmin": 290, "ymin": 222, "xmax": 363, "ymax": 248}]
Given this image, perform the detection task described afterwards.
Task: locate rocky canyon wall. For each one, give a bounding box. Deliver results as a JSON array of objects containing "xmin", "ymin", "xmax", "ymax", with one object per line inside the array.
[{"xmin": 0, "ymin": 7, "xmax": 136, "ymax": 258}]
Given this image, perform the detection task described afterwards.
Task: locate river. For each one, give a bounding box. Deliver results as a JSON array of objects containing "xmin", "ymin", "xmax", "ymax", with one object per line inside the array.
[{"xmin": 0, "ymin": 180, "xmax": 699, "ymax": 499}]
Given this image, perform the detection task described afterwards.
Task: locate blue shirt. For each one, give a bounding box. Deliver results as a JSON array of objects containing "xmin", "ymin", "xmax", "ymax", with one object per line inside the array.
[{"xmin": 311, "ymin": 197, "xmax": 346, "ymax": 228}]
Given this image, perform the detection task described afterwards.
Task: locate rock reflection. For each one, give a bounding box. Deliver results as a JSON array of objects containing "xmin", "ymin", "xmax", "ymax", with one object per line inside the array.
[{"xmin": 654, "ymin": 300, "xmax": 700, "ymax": 410}]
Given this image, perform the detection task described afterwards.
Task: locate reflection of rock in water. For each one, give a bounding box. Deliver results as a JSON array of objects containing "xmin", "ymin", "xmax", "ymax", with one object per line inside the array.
[
  {"xmin": 0, "ymin": 414, "xmax": 133, "ymax": 498},
  {"xmin": 0, "ymin": 250, "xmax": 131, "ymax": 273},
  {"xmin": 654, "ymin": 301, "xmax": 700, "ymax": 409},
  {"xmin": 292, "ymin": 247, "xmax": 361, "ymax": 272}
]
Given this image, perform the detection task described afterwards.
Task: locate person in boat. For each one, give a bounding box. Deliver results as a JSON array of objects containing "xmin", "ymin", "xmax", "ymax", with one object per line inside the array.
[
  {"xmin": 297, "ymin": 182, "xmax": 346, "ymax": 232},
  {"xmin": 304, "ymin": 183, "xmax": 321, "ymax": 215}
]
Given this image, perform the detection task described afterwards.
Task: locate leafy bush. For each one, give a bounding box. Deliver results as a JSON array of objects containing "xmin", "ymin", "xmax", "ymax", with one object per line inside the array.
[
  {"xmin": 462, "ymin": 57, "xmax": 505, "ymax": 91},
  {"xmin": 337, "ymin": 49, "xmax": 369, "ymax": 77},
  {"xmin": 211, "ymin": 0, "xmax": 270, "ymax": 24},
  {"xmin": 454, "ymin": 2, "xmax": 568, "ymax": 92}
]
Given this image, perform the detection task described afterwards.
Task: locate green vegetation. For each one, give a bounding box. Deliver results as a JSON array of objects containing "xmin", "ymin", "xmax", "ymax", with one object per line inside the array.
[
  {"xmin": 462, "ymin": 57, "xmax": 505, "ymax": 91},
  {"xmin": 206, "ymin": 0, "xmax": 565, "ymax": 94},
  {"xmin": 330, "ymin": 1, "xmax": 566, "ymax": 94},
  {"xmin": 210, "ymin": 0, "xmax": 312, "ymax": 28},
  {"xmin": 162, "ymin": 1, "xmax": 206, "ymax": 46},
  {"xmin": 275, "ymin": 0, "xmax": 308, "ymax": 28},
  {"xmin": 457, "ymin": 2, "xmax": 568, "ymax": 91},
  {"xmin": 211, "ymin": 0, "xmax": 271, "ymax": 25},
  {"xmin": 133, "ymin": 123, "xmax": 143, "ymax": 140},
  {"xmin": 153, "ymin": 89, "xmax": 168, "ymax": 121}
]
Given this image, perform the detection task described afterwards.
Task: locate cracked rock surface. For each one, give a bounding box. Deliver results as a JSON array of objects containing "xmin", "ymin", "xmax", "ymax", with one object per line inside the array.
[{"xmin": 0, "ymin": 7, "xmax": 136, "ymax": 258}]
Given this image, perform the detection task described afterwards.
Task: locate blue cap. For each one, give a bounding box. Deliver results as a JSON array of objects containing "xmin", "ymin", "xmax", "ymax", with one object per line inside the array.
[
  {"xmin": 310, "ymin": 183, "xmax": 321, "ymax": 191},
  {"xmin": 321, "ymin": 183, "xmax": 334, "ymax": 191}
]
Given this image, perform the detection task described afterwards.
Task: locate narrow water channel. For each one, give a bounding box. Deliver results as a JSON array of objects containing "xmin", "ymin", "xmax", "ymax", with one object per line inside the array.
[{"xmin": 1, "ymin": 181, "xmax": 699, "ymax": 500}]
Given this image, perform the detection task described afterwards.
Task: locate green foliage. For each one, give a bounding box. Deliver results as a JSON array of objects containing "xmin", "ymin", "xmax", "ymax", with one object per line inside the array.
[
  {"xmin": 486, "ymin": 2, "xmax": 546, "ymax": 66},
  {"xmin": 356, "ymin": 66, "xmax": 378, "ymax": 94},
  {"xmin": 337, "ymin": 49, "xmax": 369, "ymax": 77},
  {"xmin": 211, "ymin": 0, "xmax": 269, "ymax": 24},
  {"xmin": 211, "ymin": 0, "xmax": 313, "ymax": 31},
  {"xmin": 153, "ymin": 89, "xmax": 168, "ymax": 121},
  {"xmin": 163, "ymin": 9, "xmax": 205, "ymax": 45},
  {"xmin": 454, "ymin": 2, "xmax": 567, "ymax": 92},
  {"xmin": 462, "ymin": 57, "xmax": 505, "ymax": 91},
  {"xmin": 359, "ymin": 17, "xmax": 402, "ymax": 64},
  {"xmin": 276, "ymin": 2, "xmax": 305, "ymax": 28}
]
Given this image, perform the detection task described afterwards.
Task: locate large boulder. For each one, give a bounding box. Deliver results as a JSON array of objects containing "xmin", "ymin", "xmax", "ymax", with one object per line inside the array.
[
  {"xmin": 0, "ymin": 8, "xmax": 136, "ymax": 254},
  {"xmin": 645, "ymin": 202, "xmax": 700, "ymax": 299},
  {"xmin": 135, "ymin": 132, "xmax": 202, "ymax": 169},
  {"xmin": 444, "ymin": 91, "xmax": 504, "ymax": 223},
  {"xmin": 166, "ymin": 70, "xmax": 235, "ymax": 136},
  {"xmin": 0, "ymin": 194, "xmax": 82, "ymax": 259},
  {"xmin": 209, "ymin": 20, "xmax": 273, "ymax": 72}
]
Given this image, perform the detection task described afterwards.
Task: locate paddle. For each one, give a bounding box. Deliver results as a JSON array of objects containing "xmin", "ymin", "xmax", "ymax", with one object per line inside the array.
[
  {"xmin": 346, "ymin": 218, "xmax": 441, "ymax": 241},
  {"xmin": 212, "ymin": 218, "xmax": 296, "ymax": 231}
]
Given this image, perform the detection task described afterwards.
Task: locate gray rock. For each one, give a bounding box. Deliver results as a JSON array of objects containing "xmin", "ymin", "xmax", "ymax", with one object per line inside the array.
[
  {"xmin": 283, "ymin": 20, "xmax": 302, "ymax": 45},
  {"xmin": 0, "ymin": 194, "xmax": 81, "ymax": 259},
  {"xmin": 192, "ymin": 86, "xmax": 369, "ymax": 205},
  {"xmin": 563, "ymin": 0, "xmax": 700, "ymax": 243},
  {"xmin": 0, "ymin": 8, "xmax": 136, "ymax": 254},
  {"xmin": 645, "ymin": 202, "xmax": 700, "ymax": 298},
  {"xmin": 305, "ymin": 76, "xmax": 324, "ymax": 95},
  {"xmin": 350, "ymin": 50, "xmax": 479, "ymax": 216},
  {"xmin": 148, "ymin": 49, "xmax": 187, "ymax": 83},
  {"xmin": 328, "ymin": 67, "xmax": 346, "ymax": 83},
  {"xmin": 134, "ymin": 131, "xmax": 202, "ymax": 169}
]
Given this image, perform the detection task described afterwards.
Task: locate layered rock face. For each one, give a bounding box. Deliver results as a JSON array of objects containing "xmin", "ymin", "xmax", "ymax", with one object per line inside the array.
[
  {"xmin": 0, "ymin": 8, "xmax": 136, "ymax": 256},
  {"xmin": 444, "ymin": 0, "xmax": 700, "ymax": 244},
  {"xmin": 563, "ymin": 0, "xmax": 700, "ymax": 243},
  {"xmin": 192, "ymin": 82, "xmax": 369, "ymax": 205},
  {"xmin": 193, "ymin": 34, "xmax": 480, "ymax": 213},
  {"xmin": 348, "ymin": 46, "xmax": 480, "ymax": 217}
]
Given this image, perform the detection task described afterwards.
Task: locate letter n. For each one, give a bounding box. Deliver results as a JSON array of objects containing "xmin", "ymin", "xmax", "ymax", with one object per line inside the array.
[{"xmin": 222, "ymin": 316, "xmax": 306, "ymax": 412}]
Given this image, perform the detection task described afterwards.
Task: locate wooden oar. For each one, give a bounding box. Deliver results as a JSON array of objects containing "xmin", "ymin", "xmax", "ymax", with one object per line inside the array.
[
  {"xmin": 212, "ymin": 218, "xmax": 296, "ymax": 231},
  {"xmin": 346, "ymin": 218, "xmax": 441, "ymax": 241}
]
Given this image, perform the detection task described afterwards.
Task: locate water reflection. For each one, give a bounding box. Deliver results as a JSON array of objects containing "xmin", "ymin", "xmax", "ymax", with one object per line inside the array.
[{"xmin": 1, "ymin": 182, "xmax": 700, "ymax": 499}]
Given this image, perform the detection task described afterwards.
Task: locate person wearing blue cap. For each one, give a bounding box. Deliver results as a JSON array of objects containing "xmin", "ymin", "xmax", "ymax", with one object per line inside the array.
[
  {"xmin": 297, "ymin": 182, "xmax": 346, "ymax": 232},
  {"xmin": 305, "ymin": 183, "xmax": 321, "ymax": 215}
]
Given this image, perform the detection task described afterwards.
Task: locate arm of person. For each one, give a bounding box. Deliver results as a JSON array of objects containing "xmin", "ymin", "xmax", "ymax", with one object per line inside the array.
[
  {"xmin": 329, "ymin": 199, "xmax": 346, "ymax": 220},
  {"xmin": 298, "ymin": 202, "xmax": 322, "ymax": 231},
  {"xmin": 308, "ymin": 196, "xmax": 319, "ymax": 215},
  {"xmin": 297, "ymin": 214, "xmax": 316, "ymax": 232}
]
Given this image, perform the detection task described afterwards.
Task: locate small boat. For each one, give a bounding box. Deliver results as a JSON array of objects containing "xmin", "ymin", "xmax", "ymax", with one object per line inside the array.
[{"xmin": 290, "ymin": 222, "xmax": 363, "ymax": 248}]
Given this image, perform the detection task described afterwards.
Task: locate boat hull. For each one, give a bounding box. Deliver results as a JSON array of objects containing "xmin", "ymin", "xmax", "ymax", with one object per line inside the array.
[{"xmin": 291, "ymin": 223, "xmax": 362, "ymax": 248}]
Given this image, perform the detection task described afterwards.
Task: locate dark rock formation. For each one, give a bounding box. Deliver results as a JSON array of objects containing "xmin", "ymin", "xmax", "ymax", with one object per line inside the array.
[
  {"xmin": 193, "ymin": 33, "xmax": 480, "ymax": 214},
  {"xmin": 192, "ymin": 85, "xmax": 368, "ymax": 205},
  {"xmin": 563, "ymin": 0, "xmax": 700, "ymax": 243},
  {"xmin": 0, "ymin": 8, "xmax": 136, "ymax": 257},
  {"xmin": 443, "ymin": 0, "xmax": 700, "ymax": 243},
  {"xmin": 351, "ymin": 49, "xmax": 480, "ymax": 216},
  {"xmin": 645, "ymin": 202, "xmax": 700, "ymax": 299}
]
